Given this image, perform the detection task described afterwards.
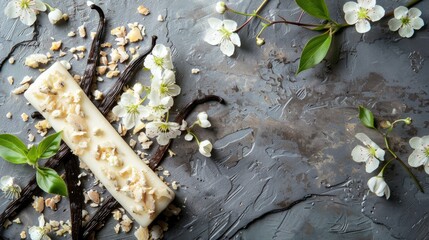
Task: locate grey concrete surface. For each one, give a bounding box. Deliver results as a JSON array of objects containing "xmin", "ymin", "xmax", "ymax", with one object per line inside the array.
[{"xmin": 0, "ymin": 0, "xmax": 429, "ymax": 239}]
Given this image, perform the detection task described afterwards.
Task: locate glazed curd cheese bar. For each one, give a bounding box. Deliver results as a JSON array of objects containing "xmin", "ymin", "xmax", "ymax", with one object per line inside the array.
[{"xmin": 24, "ymin": 62, "xmax": 174, "ymax": 227}]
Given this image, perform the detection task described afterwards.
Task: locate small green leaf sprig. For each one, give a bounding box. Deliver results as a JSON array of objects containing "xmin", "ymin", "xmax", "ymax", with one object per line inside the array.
[
  {"xmin": 353, "ymin": 106, "xmax": 423, "ymax": 199},
  {"xmin": 0, "ymin": 132, "xmax": 68, "ymax": 196},
  {"xmin": 216, "ymin": 0, "xmax": 424, "ymax": 74}
]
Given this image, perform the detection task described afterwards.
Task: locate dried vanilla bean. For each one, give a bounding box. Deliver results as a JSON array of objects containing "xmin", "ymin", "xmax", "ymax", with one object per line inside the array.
[{"xmin": 83, "ymin": 95, "xmax": 225, "ymax": 238}]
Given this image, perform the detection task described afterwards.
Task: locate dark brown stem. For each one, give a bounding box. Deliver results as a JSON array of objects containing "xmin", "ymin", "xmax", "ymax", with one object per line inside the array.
[{"xmin": 82, "ymin": 197, "xmax": 120, "ymax": 239}]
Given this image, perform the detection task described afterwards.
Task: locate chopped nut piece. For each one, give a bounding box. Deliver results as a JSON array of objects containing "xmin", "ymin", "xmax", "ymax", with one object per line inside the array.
[
  {"xmin": 21, "ymin": 113, "xmax": 29, "ymax": 122},
  {"xmin": 157, "ymin": 15, "xmax": 164, "ymax": 22},
  {"xmin": 8, "ymin": 57, "xmax": 15, "ymax": 64},
  {"xmin": 134, "ymin": 226, "xmax": 149, "ymax": 240},
  {"xmin": 172, "ymin": 181, "xmax": 180, "ymax": 190},
  {"xmin": 67, "ymin": 31, "xmax": 76, "ymax": 37},
  {"xmin": 20, "ymin": 230, "xmax": 26, "ymax": 239},
  {"xmin": 120, "ymin": 215, "xmax": 133, "ymax": 233},
  {"xmin": 129, "ymin": 139, "xmax": 137, "ymax": 148},
  {"xmin": 96, "ymin": 66, "xmax": 107, "ymax": 75},
  {"xmin": 101, "ymin": 42, "xmax": 112, "ymax": 48},
  {"xmin": 32, "ymin": 196, "xmax": 45, "ymax": 213},
  {"xmin": 6, "ymin": 112, "xmax": 12, "ymax": 119},
  {"xmin": 87, "ymin": 189, "xmax": 100, "ymax": 204},
  {"xmin": 20, "ymin": 76, "xmax": 33, "ymax": 85},
  {"xmin": 60, "ymin": 60, "xmax": 71, "ymax": 70},
  {"xmin": 7, "ymin": 76, "xmax": 14, "ymax": 85},
  {"xmin": 28, "ymin": 133, "xmax": 35, "ymax": 142},
  {"xmin": 90, "ymin": 31, "xmax": 96, "ymax": 39},
  {"xmin": 35, "ymin": 120, "xmax": 51, "ymax": 136},
  {"xmin": 163, "ymin": 170, "xmax": 171, "ymax": 177},
  {"xmin": 191, "ymin": 68, "xmax": 200, "ymax": 74},
  {"xmin": 106, "ymin": 70, "xmax": 120, "ymax": 78},
  {"xmin": 133, "ymin": 122, "xmax": 145, "ymax": 135},
  {"xmin": 93, "ymin": 90, "xmax": 104, "ymax": 100},
  {"xmin": 112, "ymin": 209, "xmax": 122, "ymax": 221},
  {"xmin": 59, "ymin": 50, "xmax": 67, "ymax": 57},
  {"xmin": 138, "ymin": 5, "xmax": 150, "ymax": 15},
  {"xmin": 12, "ymin": 218, "xmax": 21, "ymax": 224},
  {"xmin": 69, "ymin": 47, "xmax": 76, "ymax": 53},
  {"xmin": 76, "ymin": 46, "xmax": 87, "ymax": 52},
  {"xmin": 12, "ymin": 83, "xmax": 30, "ymax": 95},
  {"xmin": 126, "ymin": 23, "xmax": 145, "ymax": 43},
  {"xmin": 45, "ymin": 195, "xmax": 61, "ymax": 211},
  {"xmin": 114, "ymin": 223, "xmax": 121, "ymax": 234},
  {"xmin": 50, "ymin": 40, "xmax": 62, "ymax": 51},
  {"xmin": 3, "ymin": 219, "xmax": 12, "ymax": 229},
  {"xmin": 150, "ymin": 225, "xmax": 163, "ymax": 240},
  {"xmin": 78, "ymin": 25, "xmax": 87, "ymax": 38},
  {"xmin": 25, "ymin": 54, "xmax": 49, "ymax": 68}
]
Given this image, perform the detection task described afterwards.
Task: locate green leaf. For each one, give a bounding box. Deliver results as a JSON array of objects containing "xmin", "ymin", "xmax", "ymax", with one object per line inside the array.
[
  {"xmin": 37, "ymin": 131, "xmax": 62, "ymax": 159},
  {"xmin": 0, "ymin": 134, "xmax": 29, "ymax": 164},
  {"xmin": 297, "ymin": 32, "xmax": 332, "ymax": 74},
  {"xmin": 27, "ymin": 146, "xmax": 38, "ymax": 164},
  {"xmin": 36, "ymin": 167, "xmax": 68, "ymax": 196},
  {"xmin": 296, "ymin": 0, "xmax": 331, "ymax": 20},
  {"xmin": 358, "ymin": 106, "xmax": 375, "ymax": 129}
]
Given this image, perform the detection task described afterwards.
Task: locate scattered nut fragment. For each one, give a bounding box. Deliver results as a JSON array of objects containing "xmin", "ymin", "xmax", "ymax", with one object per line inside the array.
[
  {"xmin": 28, "ymin": 133, "xmax": 35, "ymax": 142},
  {"xmin": 20, "ymin": 76, "xmax": 32, "ymax": 85},
  {"xmin": 6, "ymin": 112, "xmax": 12, "ymax": 119},
  {"xmin": 96, "ymin": 66, "xmax": 107, "ymax": 75},
  {"xmin": 50, "ymin": 40, "xmax": 62, "ymax": 51},
  {"xmin": 76, "ymin": 46, "xmax": 87, "ymax": 52},
  {"xmin": 101, "ymin": 42, "xmax": 112, "ymax": 48},
  {"xmin": 150, "ymin": 225, "xmax": 163, "ymax": 240},
  {"xmin": 32, "ymin": 196, "xmax": 45, "ymax": 213},
  {"xmin": 134, "ymin": 226, "xmax": 149, "ymax": 240},
  {"xmin": 93, "ymin": 90, "xmax": 104, "ymax": 100},
  {"xmin": 112, "ymin": 209, "xmax": 122, "ymax": 221},
  {"xmin": 191, "ymin": 68, "xmax": 200, "ymax": 74},
  {"xmin": 129, "ymin": 139, "xmax": 137, "ymax": 148},
  {"xmin": 67, "ymin": 31, "xmax": 76, "ymax": 37},
  {"xmin": 157, "ymin": 15, "xmax": 164, "ymax": 22},
  {"xmin": 163, "ymin": 170, "xmax": 171, "ymax": 177},
  {"xmin": 87, "ymin": 189, "xmax": 100, "ymax": 204},
  {"xmin": 12, "ymin": 218, "xmax": 21, "ymax": 224},
  {"xmin": 59, "ymin": 50, "xmax": 67, "ymax": 57},
  {"xmin": 20, "ymin": 230, "xmax": 26, "ymax": 239},
  {"xmin": 35, "ymin": 120, "xmax": 51, "ymax": 136},
  {"xmin": 3, "ymin": 219, "xmax": 12, "ymax": 229},
  {"xmin": 45, "ymin": 195, "xmax": 61, "ymax": 210},
  {"xmin": 60, "ymin": 60, "xmax": 71, "ymax": 70},
  {"xmin": 25, "ymin": 54, "xmax": 49, "ymax": 68},
  {"xmin": 137, "ymin": 5, "xmax": 150, "ymax": 15},
  {"xmin": 106, "ymin": 70, "xmax": 120, "ymax": 78},
  {"xmin": 7, "ymin": 76, "xmax": 14, "ymax": 85},
  {"xmin": 12, "ymin": 83, "xmax": 30, "ymax": 95},
  {"xmin": 172, "ymin": 181, "xmax": 180, "ymax": 190},
  {"xmin": 69, "ymin": 47, "xmax": 77, "ymax": 53},
  {"xmin": 21, "ymin": 113, "xmax": 29, "ymax": 122},
  {"xmin": 90, "ymin": 31, "xmax": 97, "ymax": 39},
  {"xmin": 126, "ymin": 23, "xmax": 145, "ymax": 43},
  {"xmin": 133, "ymin": 122, "xmax": 145, "ymax": 134},
  {"xmin": 8, "ymin": 57, "xmax": 15, "ymax": 64},
  {"xmin": 114, "ymin": 223, "xmax": 121, "ymax": 234},
  {"xmin": 78, "ymin": 24, "xmax": 87, "ymax": 38},
  {"xmin": 120, "ymin": 215, "xmax": 133, "ymax": 233}
]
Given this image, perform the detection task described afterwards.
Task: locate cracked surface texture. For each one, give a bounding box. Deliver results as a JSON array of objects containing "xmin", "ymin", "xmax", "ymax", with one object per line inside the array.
[{"xmin": 1, "ymin": 0, "xmax": 429, "ymax": 239}]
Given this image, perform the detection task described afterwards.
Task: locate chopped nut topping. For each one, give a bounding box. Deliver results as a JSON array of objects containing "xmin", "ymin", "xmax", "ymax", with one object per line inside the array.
[
  {"xmin": 90, "ymin": 31, "xmax": 97, "ymax": 39},
  {"xmin": 101, "ymin": 42, "xmax": 112, "ymax": 48},
  {"xmin": 163, "ymin": 170, "xmax": 171, "ymax": 177},
  {"xmin": 8, "ymin": 57, "xmax": 15, "ymax": 64},
  {"xmin": 28, "ymin": 133, "xmax": 35, "ymax": 142},
  {"xmin": 78, "ymin": 25, "xmax": 87, "ymax": 38},
  {"xmin": 106, "ymin": 70, "xmax": 120, "ymax": 78},
  {"xmin": 172, "ymin": 181, "xmax": 180, "ymax": 190},
  {"xmin": 50, "ymin": 40, "xmax": 62, "ymax": 51},
  {"xmin": 129, "ymin": 139, "xmax": 137, "ymax": 148},
  {"xmin": 6, "ymin": 112, "xmax": 12, "ymax": 119},
  {"xmin": 7, "ymin": 76, "xmax": 14, "ymax": 85},
  {"xmin": 35, "ymin": 120, "xmax": 51, "ymax": 136},
  {"xmin": 93, "ymin": 90, "xmax": 104, "ymax": 100},
  {"xmin": 191, "ymin": 68, "xmax": 201, "ymax": 74},
  {"xmin": 126, "ymin": 23, "xmax": 145, "ymax": 43},
  {"xmin": 3, "ymin": 219, "xmax": 12, "ymax": 229},
  {"xmin": 32, "ymin": 196, "xmax": 45, "ymax": 213},
  {"xmin": 67, "ymin": 31, "xmax": 76, "ymax": 37},
  {"xmin": 20, "ymin": 76, "xmax": 33, "ymax": 85},
  {"xmin": 21, "ymin": 113, "xmax": 29, "ymax": 122},
  {"xmin": 12, "ymin": 218, "xmax": 21, "ymax": 224},
  {"xmin": 112, "ymin": 209, "xmax": 122, "ymax": 221},
  {"xmin": 20, "ymin": 230, "xmax": 26, "ymax": 239},
  {"xmin": 59, "ymin": 50, "xmax": 67, "ymax": 57},
  {"xmin": 25, "ymin": 54, "xmax": 49, "ymax": 68},
  {"xmin": 134, "ymin": 226, "xmax": 149, "ymax": 240},
  {"xmin": 12, "ymin": 83, "xmax": 30, "ymax": 95},
  {"xmin": 76, "ymin": 46, "xmax": 87, "ymax": 52},
  {"xmin": 137, "ymin": 5, "xmax": 150, "ymax": 15},
  {"xmin": 45, "ymin": 195, "xmax": 61, "ymax": 210},
  {"xmin": 87, "ymin": 189, "xmax": 100, "ymax": 204},
  {"xmin": 158, "ymin": 15, "xmax": 164, "ymax": 22},
  {"xmin": 114, "ymin": 223, "xmax": 121, "ymax": 234},
  {"xmin": 120, "ymin": 215, "xmax": 133, "ymax": 233}
]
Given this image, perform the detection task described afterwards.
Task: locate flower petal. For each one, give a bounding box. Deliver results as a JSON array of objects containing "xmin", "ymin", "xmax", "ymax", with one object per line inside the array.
[
  {"xmin": 4, "ymin": 1, "xmax": 21, "ymax": 19},
  {"xmin": 355, "ymin": 19, "xmax": 371, "ymax": 33},
  {"xmin": 220, "ymin": 39, "xmax": 235, "ymax": 57},
  {"xmin": 367, "ymin": 176, "xmax": 377, "ymax": 192},
  {"xmin": 343, "ymin": 2, "xmax": 358, "ymax": 13},
  {"xmin": 394, "ymin": 6, "xmax": 408, "ymax": 19},
  {"xmin": 351, "ymin": 145, "xmax": 369, "ymax": 163},
  {"xmin": 425, "ymin": 164, "xmax": 429, "ymax": 175},
  {"xmin": 357, "ymin": 0, "xmax": 375, "ymax": 9},
  {"xmin": 20, "ymin": 8, "xmax": 37, "ymax": 26},
  {"xmin": 365, "ymin": 157, "xmax": 379, "ymax": 173},
  {"xmin": 208, "ymin": 18, "xmax": 223, "ymax": 30},
  {"xmin": 223, "ymin": 19, "xmax": 237, "ymax": 32},
  {"xmin": 374, "ymin": 180, "xmax": 387, "ymax": 197},
  {"xmin": 408, "ymin": 149, "xmax": 428, "ymax": 167},
  {"xmin": 399, "ymin": 25, "xmax": 414, "ymax": 38},
  {"xmin": 152, "ymin": 44, "xmax": 168, "ymax": 58},
  {"xmin": 368, "ymin": 5, "xmax": 385, "ymax": 22},
  {"xmin": 33, "ymin": 0, "xmax": 47, "ymax": 11},
  {"xmin": 123, "ymin": 114, "xmax": 137, "ymax": 129},
  {"xmin": 112, "ymin": 105, "xmax": 126, "ymax": 118},
  {"xmin": 412, "ymin": 17, "xmax": 424, "ymax": 30},
  {"xmin": 156, "ymin": 135, "xmax": 170, "ymax": 146},
  {"xmin": 204, "ymin": 29, "xmax": 223, "ymax": 46},
  {"xmin": 375, "ymin": 148, "xmax": 385, "ymax": 161},
  {"xmin": 388, "ymin": 18, "xmax": 402, "ymax": 31},
  {"xmin": 409, "ymin": 137, "xmax": 423, "ymax": 149},
  {"xmin": 408, "ymin": 7, "xmax": 422, "ymax": 18},
  {"xmin": 384, "ymin": 184, "xmax": 390, "ymax": 199},
  {"xmin": 230, "ymin": 33, "xmax": 241, "ymax": 47},
  {"xmin": 345, "ymin": 12, "xmax": 358, "ymax": 25}
]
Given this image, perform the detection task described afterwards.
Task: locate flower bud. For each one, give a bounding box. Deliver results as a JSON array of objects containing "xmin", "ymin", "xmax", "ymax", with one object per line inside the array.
[
  {"xmin": 48, "ymin": 8, "xmax": 63, "ymax": 25},
  {"xmin": 199, "ymin": 140, "xmax": 213, "ymax": 157},
  {"xmin": 404, "ymin": 117, "xmax": 412, "ymax": 125},
  {"xmin": 379, "ymin": 120, "xmax": 392, "ymax": 129},
  {"xmin": 216, "ymin": 1, "xmax": 227, "ymax": 14},
  {"xmin": 256, "ymin": 37, "xmax": 265, "ymax": 46}
]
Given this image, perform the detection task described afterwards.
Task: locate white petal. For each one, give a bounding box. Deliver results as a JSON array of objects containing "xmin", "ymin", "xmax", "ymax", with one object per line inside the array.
[
  {"xmin": 355, "ymin": 19, "xmax": 371, "ymax": 33},
  {"xmin": 184, "ymin": 133, "xmax": 193, "ymax": 141},
  {"xmin": 20, "ymin": 9, "xmax": 37, "ymax": 26},
  {"xmin": 152, "ymin": 44, "xmax": 168, "ymax": 58},
  {"xmin": 230, "ymin": 33, "xmax": 241, "ymax": 47},
  {"xmin": 204, "ymin": 29, "xmax": 223, "ymax": 46},
  {"xmin": 200, "ymin": 120, "xmax": 211, "ymax": 128},
  {"xmin": 0, "ymin": 176, "xmax": 13, "ymax": 190},
  {"xmin": 29, "ymin": 226, "xmax": 44, "ymax": 240},
  {"xmin": 145, "ymin": 122, "xmax": 159, "ymax": 138},
  {"xmin": 408, "ymin": 149, "xmax": 428, "ymax": 167},
  {"xmin": 345, "ymin": 12, "xmax": 358, "ymax": 25},
  {"xmin": 343, "ymin": 2, "xmax": 358, "ymax": 13},
  {"xmin": 168, "ymin": 84, "xmax": 181, "ymax": 96},
  {"xmin": 365, "ymin": 157, "xmax": 379, "ymax": 173},
  {"xmin": 421, "ymin": 136, "xmax": 429, "ymax": 145},
  {"xmin": 384, "ymin": 184, "xmax": 390, "ymax": 199},
  {"xmin": 374, "ymin": 180, "xmax": 387, "ymax": 197},
  {"xmin": 408, "ymin": 7, "xmax": 422, "ymax": 18},
  {"xmin": 4, "ymin": 1, "xmax": 21, "ymax": 19},
  {"xmin": 112, "ymin": 105, "xmax": 126, "ymax": 118},
  {"xmin": 388, "ymin": 18, "xmax": 402, "ymax": 31},
  {"xmin": 208, "ymin": 18, "xmax": 223, "ymax": 30},
  {"xmin": 368, "ymin": 5, "xmax": 385, "ymax": 22},
  {"xmin": 424, "ymin": 164, "xmax": 429, "ymax": 175},
  {"xmin": 367, "ymin": 176, "xmax": 377, "ymax": 192},
  {"xmin": 33, "ymin": 0, "xmax": 47, "ymax": 11},
  {"xmin": 409, "ymin": 137, "xmax": 423, "ymax": 149},
  {"xmin": 355, "ymin": 133, "xmax": 374, "ymax": 146},
  {"xmin": 358, "ymin": 0, "xmax": 375, "ymax": 9},
  {"xmin": 162, "ymin": 69, "xmax": 176, "ymax": 84},
  {"xmin": 157, "ymin": 135, "xmax": 170, "ymax": 146},
  {"xmin": 123, "ymin": 114, "xmax": 137, "ymax": 129},
  {"xmin": 199, "ymin": 140, "xmax": 213, "ymax": 157},
  {"xmin": 394, "ymin": 6, "xmax": 408, "ymax": 19},
  {"xmin": 144, "ymin": 55, "xmax": 156, "ymax": 69},
  {"xmin": 220, "ymin": 40, "xmax": 235, "ymax": 57},
  {"xmin": 223, "ymin": 19, "xmax": 237, "ymax": 32},
  {"xmin": 351, "ymin": 145, "xmax": 369, "ymax": 163},
  {"xmin": 163, "ymin": 59, "xmax": 174, "ymax": 70},
  {"xmin": 375, "ymin": 148, "xmax": 385, "ymax": 161},
  {"xmin": 411, "ymin": 17, "xmax": 424, "ymax": 30},
  {"xmin": 399, "ymin": 25, "xmax": 414, "ymax": 38},
  {"xmin": 120, "ymin": 93, "xmax": 138, "ymax": 105},
  {"xmin": 197, "ymin": 112, "xmax": 208, "ymax": 121}
]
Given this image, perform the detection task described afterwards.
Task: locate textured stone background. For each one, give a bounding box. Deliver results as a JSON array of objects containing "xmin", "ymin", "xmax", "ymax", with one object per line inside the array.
[{"xmin": 1, "ymin": 0, "xmax": 429, "ymax": 239}]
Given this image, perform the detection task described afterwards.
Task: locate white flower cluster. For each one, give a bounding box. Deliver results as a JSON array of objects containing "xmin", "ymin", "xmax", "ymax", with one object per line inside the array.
[
  {"xmin": 112, "ymin": 44, "xmax": 214, "ymax": 157},
  {"xmin": 343, "ymin": 0, "xmax": 424, "ymax": 37},
  {"xmin": 4, "ymin": 0, "xmax": 66, "ymax": 26},
  {"xmin": 0, "ymin": 176, "xmax": 21, "ymax": 200}
]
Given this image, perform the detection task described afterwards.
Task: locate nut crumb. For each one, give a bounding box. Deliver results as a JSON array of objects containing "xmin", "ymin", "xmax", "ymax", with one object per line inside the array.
[
  {"xmin": 157, "ymin": 15, "xmax": 164, "ymax": 22},
  {"xmin": 163, "ymin": 170, "xmax": 171, "ymax": 177},
  {"xmin": 8, "ymin": 57, "xmax": 15, "ymax": 64},
  {"xmin": 50, "ymin": 40, "xmax": 62, "ymax": 51},
  {"xmin": 87, "ymin": 189, "xmax": 100, "ymax": 204},
  {"xmin": 32, "ymin": 196, "xmax": 45, "ymax": 213},
  {"xmin": 134, "ymin": 226, "xmax": 149, "ymax": 240},
  {"xmin": 12, "ymin": 218, "xmax": 21, "ymax": 224},
  {"xmin": 78, "ymin": 25, "xmax": 87, "ymax": 38},
  {"xmin": 114, "ymin": 223, "xmax": 121, "ymax": 234},
  {"xmin": 21, "ymin": 113, "xmax": 29, "ymax": 122},
  {"xmin": 67, "ymin": 31, "xmax": 76, "ymax": 37},
  {"xmin": 137, "ymin": 5, "xmax": 150, "ymax": 15},
  {"xmin": 28, "ymin": 133, "xmax": 35, "ymax": 142},
  {"xmin": 112, "ymin": 209, "xmax": 122, "ymax": 221},
  {"xmin": 129, "ymin": 139, "xmax": 137, "ymax": 148},
  {"xmin": 20, "ymin": 230, "xmax": 26, "ymax": 239},
  {"xmin": 191, "ymin": 68, "xmax": 200, "ymax": 74},
  {"xmin": 6, "ymin": 112, "xmax": 12, "ymax": 119},
  {"xmin": 12, "ymin": 83, "xmax": 30, "ymax": 94},
  {"xmin": 93, "ymin": 90, "xmax": 104, "ymax": 100},
  {"xmin": 120, "ymin": 215, "xmax": 133, "ymax": 233},
  {"xmin": 172, "ymin": 181, "xmax": 180, "ymax": 190},
  {"xmin": 20, "ymin": 76, "xmax": 32, "ymax": 85},
  {"xmin": 7, "ymin": 76, "xmax": 14, "ymax": 85}
]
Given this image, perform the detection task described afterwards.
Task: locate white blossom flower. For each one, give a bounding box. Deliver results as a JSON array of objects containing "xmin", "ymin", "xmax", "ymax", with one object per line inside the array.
[
  {"xmin": 351, "ymin": 133, "xmax": 385, "ymax": 173},
  {"xmin": 184, "ymin": 133, "xmax": 194, "ymax": 141},
  {"xmin": 112, "ymin": 92, "xmax": 147, "ymax": 130},
  {"xmin": 408, "ymin": 136, "xmax": 429, "ymax": 174},
  {"xmin": 0, "ymin": 176, "xmax": 21, "ymax": 200},
  {"xmin": 367, "ymin": 172, "xmax": 390, "ymax": 199},
  {"xmin": 144, "ymin": 95, "xmax": 174, "ymax": 121},
  {"xmin": 204, "ymin": 18, "xmax": 241, "ymax": 57},
  {"xmin": 216, "ymin": 1, "xmax": 226, "ymax": 14},
  {"xmin": 197, "ymin": 112, "xmax": 211, "ymax": 128},
  {"xmin": 150, "ymin": 69, "xmax": 181, "ymax": 100},
  {"xmin": 132, "ymin": 83, "xmax": 144, "ymax": 96},
  {"xmin": 4, "ymin": 0, "xmax": 47, "ymax": 26},
  {"xmin": 29, "ymin": 214, "xmax": 50, "ymax": 240},
  {"xmin": 48, "ymin": 8, "xmax": 63, "ymax": 24},
  {"xmin": 199, "ymin": 140, "xmax": 213, "ymax": 157},
  {"xmin": 144, "ymin": 44, "xmax": 174, "ymax": 77},
  {"xmin": 343, "ymin": 0, "xmax": 385, "ymax": 33},
  {"xmin": 146, "ymin": 121, "xmax": 181, "ymax": 145},
  {"xmin": 388, "ymin": 6, "xmax": 424, "ymax": 38},
  {"xmin": 180, "ymin": 120, "xmax": 188, "ymax": 131}
]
